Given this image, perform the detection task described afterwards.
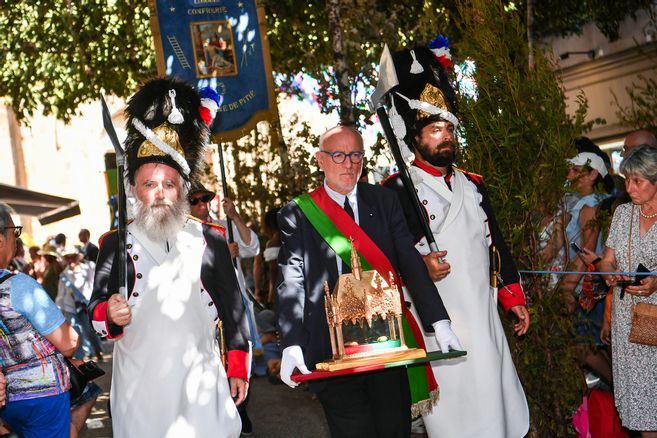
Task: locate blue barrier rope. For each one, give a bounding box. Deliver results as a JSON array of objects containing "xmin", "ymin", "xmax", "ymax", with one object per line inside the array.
[{"xmin": 518, "ymin": 269, "xmax": 657, "ymax": 276}]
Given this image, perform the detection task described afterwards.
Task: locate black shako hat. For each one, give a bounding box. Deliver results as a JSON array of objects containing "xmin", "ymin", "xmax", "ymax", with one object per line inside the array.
[
  {"xmin": 124, "ymin": 77, "xmax": 210, "ymax": 185},
  {"xmin": 381, "ymin": 36, "xmax": 459, "ymax": 151}
]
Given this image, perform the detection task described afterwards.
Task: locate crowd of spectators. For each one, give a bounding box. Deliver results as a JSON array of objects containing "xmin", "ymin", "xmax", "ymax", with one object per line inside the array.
[
  {"xmin": 540, "ymin": 129, "xmax": 657, "ymax": 437},
  {"xmin": 5, "ymin": 127, "xmax": 657, "ymax": 436}
]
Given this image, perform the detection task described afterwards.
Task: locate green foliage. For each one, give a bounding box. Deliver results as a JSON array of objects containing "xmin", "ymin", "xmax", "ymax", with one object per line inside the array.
[
  {"xmin": 263, "ymin": 0, "xmax": 450, "ymax": 122},
  {"xmin": 615, "ymin": 73, "xmax": 657, "ymax": 132},
  {"xmin": 453, "ymin": 0, "xmax": 586, "ymax": 434},
  {"xmin": 0, "ymin": 0, "xmax": 155, "ymax": 122},
  {"xmin": 525, "ymin": 0, "xmax": 653, "ymax": 41},
  {"xmin": 0, "ymin": 0, "xmax": 650, "ymax": 122},
  {"xmin": 215, "ymin": 103, "xmax": 321, "ymax": 228}
]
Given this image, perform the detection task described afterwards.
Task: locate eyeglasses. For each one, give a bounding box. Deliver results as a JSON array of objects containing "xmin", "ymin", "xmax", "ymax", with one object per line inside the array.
[
  {"xmin": 3, "ymin": 226, "xmax": 22, "ymax": 238},
  {"xmin": 622, "ymin": 143, "xmax": 650, "ymax": 155},
  {"xmin": 189, "ymin": 194, "xmax": 214, "ymax": 205},
  {"xmin": 320, "ymin": 150, "xmax": 365, "ymax": 164}
]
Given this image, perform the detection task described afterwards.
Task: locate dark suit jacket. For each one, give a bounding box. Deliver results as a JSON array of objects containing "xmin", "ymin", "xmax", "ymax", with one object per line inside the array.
[
  {"xmin": 83, "ymin": 242, "xmax": 99, "ymax": 263},
  {"xmin": 276, "ymin": 182, "xmax": 450, "ymax": 371}
]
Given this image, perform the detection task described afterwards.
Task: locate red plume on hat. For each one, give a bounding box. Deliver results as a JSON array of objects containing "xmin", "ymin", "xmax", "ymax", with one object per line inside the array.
[{"xmin": 198, "ymin": 87, "xmax": 223, "ymax": 127}]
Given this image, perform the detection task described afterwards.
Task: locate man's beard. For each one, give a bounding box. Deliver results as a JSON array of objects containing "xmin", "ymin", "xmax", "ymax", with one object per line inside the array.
[
  {"xmin": 133, "ymin": 196, "xmax": 190, "ymax": 242},
  {"xmin": 416, "ymin": 140, "xmax": 457, "ymax": 168}
]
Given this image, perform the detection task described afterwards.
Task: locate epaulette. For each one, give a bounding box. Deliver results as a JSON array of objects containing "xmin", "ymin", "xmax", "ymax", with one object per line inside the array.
[
  {"xmin": 454, "ymin": 166, "xmax": 484, "ymax": 185},
  {"xmin": 98, "ymin": 220, "xmax": 134, "ymax": 247},
  {"xmin": 187, "ymin": 215, "xmax": 227, "ymax": 237},
  {"xmin": 205, "ymin": 221, "xmax": 226, "ymax": 232},
  {"xmin": 381, "ymin": 171, "xmax": 401, "ymax": 186},
  {"xmin": 206, "ymin": 221, "xmax": 227, "ymax": 238},
  {"xmin": 187, "ymin": 214, "xmax": 204, "ymax": 224}
]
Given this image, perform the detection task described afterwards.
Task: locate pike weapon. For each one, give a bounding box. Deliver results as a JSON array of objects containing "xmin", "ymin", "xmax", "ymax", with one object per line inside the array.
[
  {"xmin": 216, "ymin": 143, "xmax": 236, "ymax": 265},
  {"xmin": 216, "ymin": 143, "xmax": 263, "ymax": 310},
  {"xmin": 370, "ymin": 45, "xmax": 440, "ymax": 253},
  {"xmin": 101, "ymin": 95, "xmax": 128, "ymax": 299}
]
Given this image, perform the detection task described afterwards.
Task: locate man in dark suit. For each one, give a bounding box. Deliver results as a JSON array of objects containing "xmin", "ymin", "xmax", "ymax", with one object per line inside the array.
[
  {"xmin": 78, "ymin": 229, "xmax": 99, "ymax": 263},
  {"xmin": 276, "ymin": 125, "xmax": 462, "ymax": 438}
]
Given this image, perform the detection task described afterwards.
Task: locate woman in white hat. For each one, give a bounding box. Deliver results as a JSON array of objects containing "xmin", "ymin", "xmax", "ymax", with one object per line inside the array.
[{"xmin": 560, "ymin": 151, "xmax": 614, "ymax": 385}]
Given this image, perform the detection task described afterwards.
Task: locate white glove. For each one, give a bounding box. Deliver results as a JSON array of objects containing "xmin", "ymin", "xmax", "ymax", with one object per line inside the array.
[
  {"xmin": 280, "ymin": 345, "xmax": 311, "ymax": 388},
  {"xmin": 432, "ymin": 319, "xmax": 463, "ymax": 353}
]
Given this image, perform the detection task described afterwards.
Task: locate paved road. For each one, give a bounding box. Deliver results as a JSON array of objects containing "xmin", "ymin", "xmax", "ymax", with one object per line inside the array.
[
  {"xmin": 80, "ymin": 353, "xmax": 427, "ymax": 437},
  {"xmin": 79, "ymin": 353, "xmax": 330, "ymax": 438}
]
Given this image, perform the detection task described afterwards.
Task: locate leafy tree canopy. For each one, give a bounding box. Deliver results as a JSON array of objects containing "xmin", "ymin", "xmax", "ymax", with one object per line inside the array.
[
  {"xmin": 263, "ymin": 0, "xmax": 451, "ymax": 122},
  {"xmin": 525, "ymin": 0, "xmax": 653, "ymax": 41},
  {"xmin": 0, "ymin": 0, "xmax": 154, "ymax": 122},
  {"xmin": 0, "ymin": 0, "xmax": 652, "ymax": 122}
]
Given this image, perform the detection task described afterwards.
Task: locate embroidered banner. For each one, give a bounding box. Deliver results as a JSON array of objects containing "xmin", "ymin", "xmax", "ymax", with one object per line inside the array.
[{"xmin": 149, "ymin": 0, "xmax": 277, "ymax": 141}]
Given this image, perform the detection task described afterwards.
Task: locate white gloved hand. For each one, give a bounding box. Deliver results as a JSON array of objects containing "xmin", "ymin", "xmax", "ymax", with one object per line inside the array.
[
  {"xmin": 280, "ymin": 345, "xmax": 312, "ymax": 388},
  {"xmin": 432, "ymin": 319, "xmax": 463, "ymax": 353}
]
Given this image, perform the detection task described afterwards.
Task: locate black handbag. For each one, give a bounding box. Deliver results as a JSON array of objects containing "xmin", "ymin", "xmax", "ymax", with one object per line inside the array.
[
  {"xmin": 66, "ymin": 359, "xmax": 105, "ymax": 401},
  {"xmin": 66, "ymin": 359, "xmax": 87, "ymax": 400}
]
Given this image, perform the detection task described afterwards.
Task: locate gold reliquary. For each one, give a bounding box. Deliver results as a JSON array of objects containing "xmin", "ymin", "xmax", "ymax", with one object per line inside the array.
[{"xmin": 316, "ymin": 240, "xmax": 426, "ymax": 371}]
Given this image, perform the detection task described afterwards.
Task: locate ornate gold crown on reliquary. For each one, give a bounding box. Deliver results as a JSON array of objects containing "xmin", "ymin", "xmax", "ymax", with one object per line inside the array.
[{"xmin": 316, "ymin": 239, "xmax": 426, "ymax": 372}]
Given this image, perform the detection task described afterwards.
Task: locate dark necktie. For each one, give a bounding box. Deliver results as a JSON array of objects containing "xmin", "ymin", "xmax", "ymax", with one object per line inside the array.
[
  {"xmin": 343, "ymin": 197, "xmax": 355, "ymax": 220},
  {"xmin": 342, "ymin": 197, "xmax": 354, "ymax": 274}
]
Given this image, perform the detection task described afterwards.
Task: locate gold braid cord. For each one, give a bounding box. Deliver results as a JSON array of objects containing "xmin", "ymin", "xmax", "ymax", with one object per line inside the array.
[{"xmin": 411, "ymin": 388, "xmax": 440, "ymax": 417}]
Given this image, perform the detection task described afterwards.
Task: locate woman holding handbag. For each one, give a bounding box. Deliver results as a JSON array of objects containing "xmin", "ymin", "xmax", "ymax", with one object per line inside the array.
[{"xmin": 599, "ymin": 145, "xmax": 657, "ymax": 437}]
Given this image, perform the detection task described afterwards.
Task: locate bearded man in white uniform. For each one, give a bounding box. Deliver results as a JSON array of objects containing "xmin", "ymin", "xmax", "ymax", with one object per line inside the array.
[
  {"xmin": 89, "ymin": 78, "xmax": 249, "ymax": 438},
  {"xmin": 382, "ymin": 43, "xmax": 530, "ymax": 437}
]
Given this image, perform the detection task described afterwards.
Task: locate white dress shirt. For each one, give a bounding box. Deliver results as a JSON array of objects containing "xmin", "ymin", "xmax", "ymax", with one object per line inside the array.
[{"xmin": 323, "ymin": 181, "xmax": 359, "ymax": 274}]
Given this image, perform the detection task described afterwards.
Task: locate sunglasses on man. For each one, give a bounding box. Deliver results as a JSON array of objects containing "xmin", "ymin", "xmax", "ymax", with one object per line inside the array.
[
  {"xmin": 189, "ymin": 194, "xmax": 214, "ymax": 205},
  {"xmin": 3, "ymin": 226, "xmax": 22, "ymax": 238}
]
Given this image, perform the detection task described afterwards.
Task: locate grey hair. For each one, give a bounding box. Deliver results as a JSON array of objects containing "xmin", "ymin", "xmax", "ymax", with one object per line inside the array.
[
  {"xmin": 620, "ymin": 145, "xmax": 657, "ymax": 183},
  {"xmin": 0, "ymin": 202, "xmax": 15, "ymax": 231}
]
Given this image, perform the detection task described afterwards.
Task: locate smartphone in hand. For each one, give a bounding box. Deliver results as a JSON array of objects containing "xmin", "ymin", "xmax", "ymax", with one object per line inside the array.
[
  {"xmin": 570, "ymin": 242, "xmax": 582, "ymax": 253},
  {"xmin": 619, "ymin": 264, "xmax": 650, "ymax": 299},
  {"xmin": 633, "ymin": 263, "xmax": 650, "ymax": 285}
]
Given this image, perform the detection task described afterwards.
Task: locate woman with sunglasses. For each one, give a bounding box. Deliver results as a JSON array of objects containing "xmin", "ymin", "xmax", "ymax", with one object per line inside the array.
[{"xmin": 0, "ymin": 202, "xmax": 80, "ymax": 438}]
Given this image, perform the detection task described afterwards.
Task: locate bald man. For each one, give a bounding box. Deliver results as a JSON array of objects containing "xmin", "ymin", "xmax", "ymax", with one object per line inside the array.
[
  {"xmin": 622, "ymin": 129, "xmax": 657, "ymax": 157},
  {"xmin": 276, "ymin": 125, "xmax": 461, "ymax": 438}
]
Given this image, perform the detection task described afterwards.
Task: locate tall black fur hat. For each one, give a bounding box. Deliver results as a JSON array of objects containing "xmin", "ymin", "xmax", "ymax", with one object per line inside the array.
[
  {"xmin": 379, "ymin": 36, "xmax": 459, "ymax": 151},
  {"xmin": 124, "ymin": 77, "xmax": 209, "ymax": 184}
]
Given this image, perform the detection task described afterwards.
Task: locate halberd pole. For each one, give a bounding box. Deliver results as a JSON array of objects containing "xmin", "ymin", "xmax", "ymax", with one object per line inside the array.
[{"xmin": 101, "ymin": 95, "xmax": 128, "ymax": 299}]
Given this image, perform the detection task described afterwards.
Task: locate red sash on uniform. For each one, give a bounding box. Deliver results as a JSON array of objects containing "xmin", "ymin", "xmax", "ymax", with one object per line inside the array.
[{"xmin": 296, "ymin": 186, "xmax": 439, "ymax": 414}]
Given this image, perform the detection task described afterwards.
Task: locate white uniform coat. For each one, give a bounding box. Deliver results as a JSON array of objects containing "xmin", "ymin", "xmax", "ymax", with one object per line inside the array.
[
  {"xmin": 406, "ymin": 167, "xmax": 529, "ymax": 438},
  {"xmin": 110, "ymin": 221, "xmax": 241, "ymax": 438}
]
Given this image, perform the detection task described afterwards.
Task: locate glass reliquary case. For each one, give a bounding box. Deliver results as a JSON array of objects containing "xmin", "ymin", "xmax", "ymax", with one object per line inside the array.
[{"xmin": 316, "ymin": 242, "xmax": 426, "ymax": 371}]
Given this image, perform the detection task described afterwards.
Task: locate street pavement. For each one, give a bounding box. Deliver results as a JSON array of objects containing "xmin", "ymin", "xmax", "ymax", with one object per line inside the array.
[
  {"xmin": 79, "ymin": 353, "xmax": 427, "ymax": 437},
  {"xmin": 79, "ymin": 352, "xmax": 330, "ymax": 438}
]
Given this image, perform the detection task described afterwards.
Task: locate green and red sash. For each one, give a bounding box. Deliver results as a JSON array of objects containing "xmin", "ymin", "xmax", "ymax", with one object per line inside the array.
[{"xmin": 294, "ymin": 186, "xmax": 439, "ymax": 415}]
